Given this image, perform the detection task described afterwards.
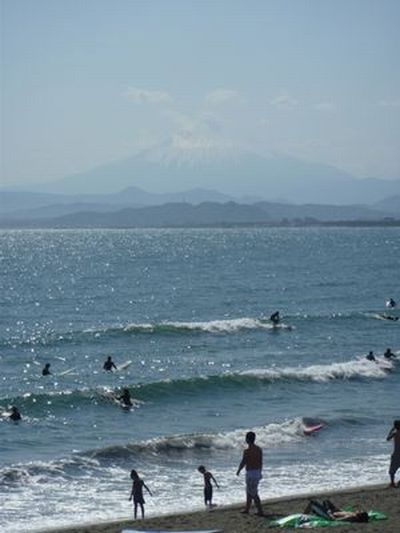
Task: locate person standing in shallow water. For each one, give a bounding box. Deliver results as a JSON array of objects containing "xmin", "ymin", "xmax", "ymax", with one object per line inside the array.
[
  {"xmin": 386, "ymin": 420, "xmax": 400, "ymax": 487},
  {"xmin": 198, "ymin": 465, "xmax": 219, "ymax": 508},
  {"xmin": 236, "ymin": 431, "xmax": 263, "ymax": 516},
  {"xmin": 129, "ymin": 469, "xmax": 152, "ymax": 519}
]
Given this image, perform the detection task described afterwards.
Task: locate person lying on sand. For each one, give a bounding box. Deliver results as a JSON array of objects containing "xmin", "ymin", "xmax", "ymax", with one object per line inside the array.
[{"xmin": 304, "ymin": 499, "xmax": 369, "ymax": 522}]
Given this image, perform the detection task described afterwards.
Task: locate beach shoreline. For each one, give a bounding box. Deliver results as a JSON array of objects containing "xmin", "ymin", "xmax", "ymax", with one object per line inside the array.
[{"xmin": 37, "ymin": 483, "xmax": 399, "ymax": 533}]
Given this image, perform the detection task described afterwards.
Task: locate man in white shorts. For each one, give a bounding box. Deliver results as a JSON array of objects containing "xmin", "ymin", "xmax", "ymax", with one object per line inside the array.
[{"xmin": 236, "ymin": 431, "xmax": 263, "ymax": 516}]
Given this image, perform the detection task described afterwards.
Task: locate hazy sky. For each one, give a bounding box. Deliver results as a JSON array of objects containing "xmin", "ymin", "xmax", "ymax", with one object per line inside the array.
[{"xmin": 1, "ymin": 0, "xmax": 400, "ymax": 187}]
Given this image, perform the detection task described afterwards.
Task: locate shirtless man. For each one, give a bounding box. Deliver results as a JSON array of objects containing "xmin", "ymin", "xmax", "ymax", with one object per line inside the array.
[
  {"xmin": 236, "ymin": 431, "xmax": 263, "ymax": 516},
  {"xmin": 386, "ymin": 420, "xmax": 400, "ymax": 487}
]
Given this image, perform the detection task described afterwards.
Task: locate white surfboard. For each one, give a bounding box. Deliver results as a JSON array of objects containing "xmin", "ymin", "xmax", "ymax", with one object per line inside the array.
[
  {"xmin": 58, "ymin": 367, "xmax": 77, "ymax": 377},
  {"xmin": 116, "ymin": 360, "xmax": 132, "ymax": 372}
]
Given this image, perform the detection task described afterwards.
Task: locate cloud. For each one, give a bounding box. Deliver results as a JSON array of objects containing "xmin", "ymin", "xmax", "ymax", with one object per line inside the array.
[
  {"xmin": 378, "ymin": 99, "xmax": 400, "ymax": 108},
  {"xmin": 205, "ymin": 89, "xmax": 241, "ymax": 105},
  {"xmin": 124, "ymin": 87, "xmax": 173, "ymax": 105},
  {"xmin": 269, "ymin": 91, "xmax": 298, "ymax": 108}
]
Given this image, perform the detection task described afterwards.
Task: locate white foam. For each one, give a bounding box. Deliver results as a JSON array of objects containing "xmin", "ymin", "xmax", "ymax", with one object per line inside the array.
[{"xmin": 240, "ymin": 357, "xmax": 393, "ymax": 383}]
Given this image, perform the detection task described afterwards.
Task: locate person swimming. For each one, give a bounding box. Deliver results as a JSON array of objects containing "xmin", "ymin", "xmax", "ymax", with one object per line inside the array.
[
  {"xmin": 384, "ymin": 348, "xmax": 396, "ymax": 359},
  {"xmin": 270, "ymin": 311, "xmax": 280, "ymax": 325},
  {"xmin": 9, "ymin": 406, "xmax": 22, "ymax": 422},
  {"xmin": 103, "ymin": 356, "xmax": 117, "ymax": 372},
  {"xmin": 366, "ymin": 351, "xmax": 376, "ymax": 361},
  {"xmin": 42, "ymin": 363, "xmax": 51, "ymax": 376},
  {"xmin": 117, "ymin": 388, "xmax": 133, "ymax": 407}
]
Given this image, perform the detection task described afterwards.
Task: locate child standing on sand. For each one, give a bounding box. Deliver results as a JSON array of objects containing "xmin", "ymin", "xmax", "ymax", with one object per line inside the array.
[
  {"xmin": 129, "ymin": 469, "xmax": 152, "ymax": 519},
  {"xmin": 198, "ymin": 465, "xmax": 219, "ymax": 508}
]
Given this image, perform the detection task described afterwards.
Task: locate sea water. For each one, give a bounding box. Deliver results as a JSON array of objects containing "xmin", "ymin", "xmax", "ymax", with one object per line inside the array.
[{"xmin": 0, "ymin": 227, "xmax": 399, "ymax": 532}]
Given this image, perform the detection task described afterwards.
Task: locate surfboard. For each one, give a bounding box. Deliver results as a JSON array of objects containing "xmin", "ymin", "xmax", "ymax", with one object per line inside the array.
[
  {"xmin": 97, "ymin": 390, "xmax": 138, "ymax": 410},
  {"xmin": 373, "ymin": 314, "xmax": 399, "ymax": 321},
  {"xmin": 271, "ymin": 323, "xmax": 293, "ymax": 331},
  {"xmin": 58, "ymin": 367, "xmax": 77, "ymax": 377},
  {"xmin": 116, "ymin": 360, "xmax": 132, "ymax": 372},
  {"xmin": 303, "ymin": 423, "xmax": 323, "ymax": 435}
]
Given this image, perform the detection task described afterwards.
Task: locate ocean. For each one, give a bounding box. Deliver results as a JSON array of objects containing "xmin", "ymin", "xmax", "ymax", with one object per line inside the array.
[{"xmin": 1, "ymin": 227, "xmax": 399, "ymax": 532}]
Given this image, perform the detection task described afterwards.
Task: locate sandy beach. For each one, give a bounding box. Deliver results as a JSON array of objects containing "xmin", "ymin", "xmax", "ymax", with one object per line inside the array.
[{"xmin": 40, "ymin": 484, "xmax": 399, "ymax": 533}]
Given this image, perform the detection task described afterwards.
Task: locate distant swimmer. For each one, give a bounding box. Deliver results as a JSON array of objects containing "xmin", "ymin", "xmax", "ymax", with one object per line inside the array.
[
  {"xmin": 384, "ymin": 348, "xmax": 396, "ymax": 360},
  {"xmin": 270, "ymin": 311, "xmax": 280, "ymax": 325},
  {"xmin": 382, "ymin": 314, "xmax": 399, "ymax": 321},
  {"xmin": 103, "ymin": 356, "xmax": 117, "ymax": 372},
  {"xmin": 42, "ymin": 363, "xmax": 51, "ymax": 376},
  {"xmin": 386, "ymin": 298, "xmax": 397, "ymax": 308},
  {"xmin": 9, "ymin": 406, "xmax": 22, "ymax": 422},
  {"xmin": 117, "ymin": 388, "xmax": 133, "ymax": 407},
  {"xmin": 366, "ymin": 351, "xmax": 376, "ymax": 362}
]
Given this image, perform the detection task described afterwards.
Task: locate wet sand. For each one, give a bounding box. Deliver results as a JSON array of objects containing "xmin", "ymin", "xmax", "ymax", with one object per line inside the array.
[{"xmin": 40, "ymin": 483, "xmax": 399, "ymax": 532}]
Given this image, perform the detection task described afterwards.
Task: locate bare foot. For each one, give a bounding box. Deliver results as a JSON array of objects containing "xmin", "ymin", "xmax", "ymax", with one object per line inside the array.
[{"xmin": 240, "ymin": 509, "xmax": 249, "ymax": 514}]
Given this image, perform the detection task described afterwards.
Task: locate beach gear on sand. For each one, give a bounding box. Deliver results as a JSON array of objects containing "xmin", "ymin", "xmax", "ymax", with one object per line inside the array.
[
  {"xmin": 268, "ymin": 509, "xmax": 387, "ymax": 528},
  {"xmin": 121, "ymin": 530, "xmax": 222, "ymax": 533}
]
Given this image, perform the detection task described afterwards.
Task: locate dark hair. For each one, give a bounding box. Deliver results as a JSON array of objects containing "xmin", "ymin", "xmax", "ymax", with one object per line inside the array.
[
  {"xmin": 246, "ymin": 431, "xmax": 256, "ymax": 444},
  {"xmin": 394, "ymin": 420, "xmax": 400, "ymax": 430},
  {"xmin": 198, "ymin": 465, "xmax": 205, "ymax": 473},
  {"xmin": 351, "ymin": 512, "xmax": 369, "ymax": 523},
  {"xmin": 130, "ymin": 469, "xmax": 138, "ymax": 479}
]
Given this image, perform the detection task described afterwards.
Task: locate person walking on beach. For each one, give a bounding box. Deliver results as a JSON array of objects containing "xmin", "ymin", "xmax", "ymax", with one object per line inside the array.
[
  {"xmin": 198, "ymin": 465, "xmax": 219, "ymax": 508},
  {"xmin": 103, "ymin": 356, "xmax": 117, "ymax": 372},
  {"xmin": 129, "ymin": 469, "xmax": 152, "ymax": 519},
  {"xmin": 236, "ymin": 431, "xmax": 263, "ymax": 516},
  {"xmin": 386, "ymin": 420, "xmax": 400, "ymax": 487}
]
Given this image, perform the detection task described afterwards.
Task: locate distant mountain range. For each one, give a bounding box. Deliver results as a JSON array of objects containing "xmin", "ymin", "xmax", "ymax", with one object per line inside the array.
[
  {"xmin": 6, "ymin": 139, "xmax": 400, "ymax": 205},
  {"xmin": 0, "ymin": 198, "xmax": 398, "ymax": 229}
]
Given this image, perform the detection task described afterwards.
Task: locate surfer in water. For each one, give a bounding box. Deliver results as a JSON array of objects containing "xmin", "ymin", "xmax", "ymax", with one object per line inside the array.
[
  {"xmin": 365, "ymin": 351, "xmax": 376, "ymax": 362},
  {"xmin": 236, "ymin": 431, "xmax": 263, "ymax": 516},
  {"xmin": 387, "ymin": 298, "xmax": 397, "ymax": 308},
  {"xmin": 270, "ymin": 311, "xmax": 280, "ymax": 325},
  {"xmin": 103, "ymin": 356, "xmax": 117, "ymax": 372},
  {"xmin": 386, "ymin": 420, "xmax": 400, "ymax": 488},
  {"xmin": 42, "ymin": 363, "xmax": 51, "ymax": 376},
  {"xmin": 9, "ymin": 406, "xmax": 22, "ymax": 422},
  {"xmin": 384, "ymin": 348, "xmax": 396, "ymax": 360},
  {"xmin": 118, "ymin": 388, "xmax": 133, "ymax": 408}
]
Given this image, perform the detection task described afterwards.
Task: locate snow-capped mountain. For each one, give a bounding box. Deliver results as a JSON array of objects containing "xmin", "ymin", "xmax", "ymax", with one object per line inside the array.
[{"xmin": 13, "ymin": 137, "xmax": 400, "ymax": 205}]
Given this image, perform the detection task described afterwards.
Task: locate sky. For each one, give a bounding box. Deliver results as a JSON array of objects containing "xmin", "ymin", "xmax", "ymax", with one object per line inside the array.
[{"xmin": 1, "ymin": 0, "xmax": 400, "ymax": 188}]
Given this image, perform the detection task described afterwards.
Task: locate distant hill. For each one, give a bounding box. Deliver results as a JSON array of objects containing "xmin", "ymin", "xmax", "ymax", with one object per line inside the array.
[
  {"xmin": 9, "ymin": 139, "xmax": 400, "ymax": 205},
  {"xmin": 0, "ymin": 201, "xmax": 397, "ymax": 229},
  {"xmin": 373, "ymin": 194, "xmax": 400, "ymax": 212},
  {"xmin": 0, "ymin": 187, "xmax": 236, "ymax": 219}
]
